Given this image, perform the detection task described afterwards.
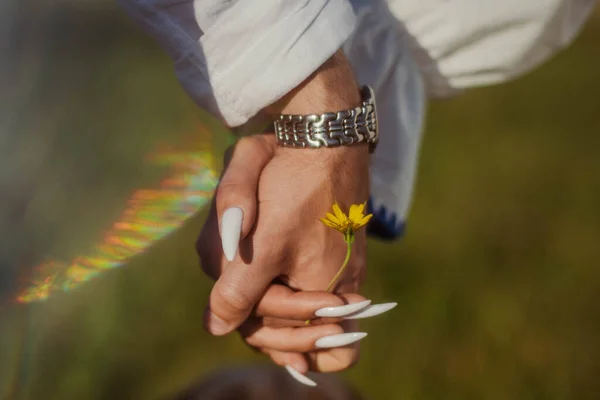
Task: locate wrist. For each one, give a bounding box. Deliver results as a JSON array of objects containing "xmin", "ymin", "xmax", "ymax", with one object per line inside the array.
[
  {"xmin": 261, "ymin": 51, "xmax": 375, "ymax": 160},
  {"xmin": 275, "ymin": 141, "xmax": 370, "ymax": 183},
  {"xmin": 265, "ymin": 50, "xmax": 362, "ymax": 116},
  {"xmin": 260, "ymin": 132, "xmax": 369, "ymax": 161}
]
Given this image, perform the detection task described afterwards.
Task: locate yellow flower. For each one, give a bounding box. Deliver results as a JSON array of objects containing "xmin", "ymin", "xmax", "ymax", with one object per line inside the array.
[
  {"xmin": 320, "ymin": 202, "xmax": 373, "ymax": 238},
  {"xmin": 306, "ymin": 201, "xmax": 374, "ymax": 322}
]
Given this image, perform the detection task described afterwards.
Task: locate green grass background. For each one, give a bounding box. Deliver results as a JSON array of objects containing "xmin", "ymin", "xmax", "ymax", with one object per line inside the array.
[{"xmin": 1, "ymin": 4, "xmax": 599, "ymax": 399}]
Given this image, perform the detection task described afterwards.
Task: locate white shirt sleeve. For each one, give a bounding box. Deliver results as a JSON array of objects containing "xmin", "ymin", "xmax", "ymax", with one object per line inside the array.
[
  {"xmin": 385, "ymin": 0, "xmax": 596, "ymax": 97},
  {"xmin": 117, "ymin": 0, "xmax": 357, "ymax": 127},
  {"xmin": 343, "ymin": 0, "xmax": 595, "ymax": 239}
]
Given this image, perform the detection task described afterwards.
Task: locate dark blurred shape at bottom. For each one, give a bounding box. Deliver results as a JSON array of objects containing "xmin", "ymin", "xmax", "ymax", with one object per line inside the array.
[{"xmin": 175, "ymin": 366, "xmax": 364, "ymax": 400}]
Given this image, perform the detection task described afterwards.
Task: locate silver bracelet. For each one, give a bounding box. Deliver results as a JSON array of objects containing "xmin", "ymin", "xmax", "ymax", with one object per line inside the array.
[{"xmin": 273, "ymin": 86, "xmax": 379, "ymax": 153}]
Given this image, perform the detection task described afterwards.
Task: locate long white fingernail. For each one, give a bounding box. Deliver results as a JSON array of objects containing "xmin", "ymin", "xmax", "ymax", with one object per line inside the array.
[
  {"xmin": 314, "ymin": 300, "xmax": 372, "ymax": 318},
  {"xmin": 285, "ymin": 365, "xmax": 317, "ymax": 387},
  {"xmin": 344, "ymin": 302, "xmax": 398, "ymax": 320},
  {"xmin": 314, "ymin": 332, "xmax": 367, "ymax": 349},
  {"xmin": 221, "ymin": 207, "xmax": 243, "ymax": 261}
]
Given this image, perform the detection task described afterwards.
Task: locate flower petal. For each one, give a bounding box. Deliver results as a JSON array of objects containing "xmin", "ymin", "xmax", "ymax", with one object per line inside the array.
[
  {"xmin": 325, "ymin": 212, "xmax": 340, "ymax": 225},
  {"xmin": 355, "ymin": 213, "xmax": 373, "ymax": 229},
  {"xmin": 356, "ymin": 203, "xmax": 366, "ymax": 218},
  {"xmin": 332, "ymin": 203, "xmax": 348, "ymax": 224},
  {"xmin": 320, "ymin": 218, "xmax": 339, "ymax": 229},
  {"xmin": 348, "ymin": 204, "xmax": 360, "ymax": 222}
]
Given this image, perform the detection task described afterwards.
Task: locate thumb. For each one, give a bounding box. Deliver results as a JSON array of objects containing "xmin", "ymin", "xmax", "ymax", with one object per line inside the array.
[
  {"xmin": 205, "ymin": 256, "xmax": 278, "ymax": 336},
  {"xmin": 216, "ymin": 135, "xmax": 274, "ymax": 262}
]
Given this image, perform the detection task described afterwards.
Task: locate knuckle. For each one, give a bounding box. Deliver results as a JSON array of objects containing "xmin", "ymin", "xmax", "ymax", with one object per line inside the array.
[
  {"xmin": 214, "ymin": 183, "xmax": 236, "ymax": 208},
  {"xmin": 216, "ymin": 178, "xmax": 242, "ymax": 195},
  {"xmin": 215, "ymin": 180, "xmax": 252, "ymax": 214},
  {"xmin": 215, "ymin": 281, "xmax": 253, "ymax": 314},
  {"xmin": 332, "ymin": 347, "xmax": 361, "ymax": 372}
]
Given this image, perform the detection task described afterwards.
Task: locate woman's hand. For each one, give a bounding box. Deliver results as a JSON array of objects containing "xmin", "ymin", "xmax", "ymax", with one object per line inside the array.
[{"xmin": 237, "ymin": 284, "xmax": 397, "ymax": 380}]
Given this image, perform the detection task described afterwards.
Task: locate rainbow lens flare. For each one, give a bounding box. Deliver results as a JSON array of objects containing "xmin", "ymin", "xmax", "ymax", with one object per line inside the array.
[{"xmin": 15, "ymin": 135, "xmax": 220, "ymax": 303}]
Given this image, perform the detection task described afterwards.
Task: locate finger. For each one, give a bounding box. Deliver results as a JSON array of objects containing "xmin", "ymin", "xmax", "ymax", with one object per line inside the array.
[
  {"xmin": 237, "ymin": 330, "xmax": 310, "ymax": 375},
  {"xmin": 205, "ymin": 258, "xmax": 278, "ymax": 336},
  {"xmin": 307, "ymin": 320, "xmax": 362, "ymax": 373},
  {"xmin": 254, "ymin": 284, "xmax": 371, "ymax": 320},
  {"xmin": 239, "ymin": 320, "xmax": 367, "ymax": 353},
  {"xmin": 307, "ymin": 347, "xmax": 361, "ymax": 373},
  {"xmin": 217, "ymin": 135, "xmax": 275, "ymax": 261},
  {"xmin": 261, "ymin": 300, "xmax": 398, "ymax": 328},
  {"xmin": 196, "ymin": 145, "xmax": 234, "ymax": 281}
]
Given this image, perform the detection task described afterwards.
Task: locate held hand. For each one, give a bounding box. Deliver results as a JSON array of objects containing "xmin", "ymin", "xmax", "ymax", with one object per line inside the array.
[
  {"xmin": 197, "ymin": 135, "xmax": 396, "ymax": 381},
  {"xmin": 199, "ymin": 133, "xmax": 371, "ymax": 336},
  {"xmin": 237, "ymin": 283, "xmax": 397, "ymax": 386},
  {"xmin": 196, "ymin": 50, "xmax": 398, "ymax": 382}
]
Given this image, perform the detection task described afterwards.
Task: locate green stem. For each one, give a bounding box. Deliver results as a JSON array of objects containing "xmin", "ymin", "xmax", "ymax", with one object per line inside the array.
[
  {"xmin": 325, "ymin": 240, "xmax": 353, "ymax": 292},
  {"xmin": 305, "ymin": 238, "xmax": 353, "ymax": 325}
]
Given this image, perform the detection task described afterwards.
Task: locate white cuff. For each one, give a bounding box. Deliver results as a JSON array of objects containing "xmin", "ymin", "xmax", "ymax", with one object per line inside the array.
[
  {"xmin": 201, "ymin": 0, "xmax": 358, "ymax": 126},
  {"xmin": 118, "ymin": 0, "xmax": 357, "ymax": 127}
]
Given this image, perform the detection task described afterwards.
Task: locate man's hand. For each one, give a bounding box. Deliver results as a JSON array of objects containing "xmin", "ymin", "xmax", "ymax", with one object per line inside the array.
[{"xmin": 196, "ymin": 50, "xmax": 393, "ymax": 374}]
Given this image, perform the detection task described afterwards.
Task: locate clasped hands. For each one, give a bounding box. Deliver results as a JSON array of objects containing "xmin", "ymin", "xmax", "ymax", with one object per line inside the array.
[{"xmin": 195, "ymin": 51, "xmax": 397, "ymax": 384}]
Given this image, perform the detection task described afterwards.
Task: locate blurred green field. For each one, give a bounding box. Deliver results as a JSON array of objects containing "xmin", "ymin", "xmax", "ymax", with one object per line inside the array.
[{"xmin": 1, "ymin": 4, "xmax": 599, "ymax": 400}]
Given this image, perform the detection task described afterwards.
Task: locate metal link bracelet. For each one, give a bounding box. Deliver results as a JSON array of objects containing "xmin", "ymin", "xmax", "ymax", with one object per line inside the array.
[{"xmin": 273, "ymin": 86, "xmax": 379, "ymax": 153}]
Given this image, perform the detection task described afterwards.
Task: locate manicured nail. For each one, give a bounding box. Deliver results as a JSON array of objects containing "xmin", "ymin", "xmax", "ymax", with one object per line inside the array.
[
  {"xmin": 314, "ymin": 300, "xmax": 371, "ymax": 318},
  {"xmin": 285, "ymin": 365, "xmax": 317, "ymax": 387},
  {"xmin": 221, "ymin": 207, "xmax": 243, "ymax": 261},
  {"xmin": 314, "ymin": 332, "xmax": 367, "ymax": 349},
  {"xmin": 344, "ymin": 302, "xmax": 398, "ymax": 320}
]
